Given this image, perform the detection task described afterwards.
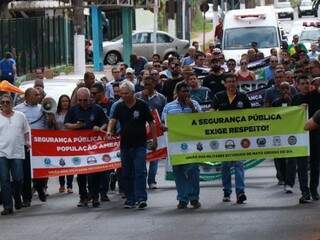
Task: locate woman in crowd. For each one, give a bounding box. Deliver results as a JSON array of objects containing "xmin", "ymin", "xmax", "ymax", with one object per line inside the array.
[
  {"xmin": 235, "ymin": 58, "xmax": 256, "ymax": 82},
  {"xmin": 55, "ymin": 95, "xmax": 74, "ymax": 193}
]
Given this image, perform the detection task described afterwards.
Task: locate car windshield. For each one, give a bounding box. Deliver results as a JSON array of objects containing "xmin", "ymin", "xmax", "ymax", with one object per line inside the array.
[
  {"xmin": 223, "ymin": 27, "xmax": 278, "ymax": 50},
  {"xmin": 301, "ymin": 1, "xmax": 312, "ymax": 6},
  {"xmin": 300, "ymin": 29, "xmax": 320, "ymax": 42},
  {"xmin": 276, "ymin": 2, "xmax": 291, "ymax": 8}
]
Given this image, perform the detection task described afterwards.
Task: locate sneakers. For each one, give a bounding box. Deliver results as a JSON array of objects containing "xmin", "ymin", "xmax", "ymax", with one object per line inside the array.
[
  {"xmin": 92, "ymin": 199, "xmax": 100, "ymax": 208},
  {"xmin": 38, "ymin": 190, "xmax": 47, "ymax": 202},
  {"xmin": 177, "ymin": 201, "xmax": 188, "ymax": 209},
  {"xmin": 299, "ymin": 195, "xmax": 311, "ymax": 204},
  {"xmin": 190, "ymin": 200, "xmax": 201, "ymax": 209},
  {"xmin": 59, "ymin": 186, "xmax": 66, "ymax": 193},
  {"xmin": 223, "ymin": 192, "xmax": 231, "ymax": 202},
  {"xmin": 15, "ymin": 202, "xmax": 22, "ymax": 210},
  {"xmin": 138, "ymin": 201, "xmax": 147, "ymax": 209},
  {"xmin": 149, "ymin": 183, "xmax": 158, "ymax": 190},
  {"xmin": 77, "ymin": 198, "xmax": 88, "ymax": 207},
  {"xmin": 100, "ymin": 195, "xmax": 110, "ymax": 202},
  {"xmin": 311, "ymin": 192, "xmax": 320, "ymax": 201},
  {"xmin": 67, "ymin": 188, "xmax": 73, "ymax": 194},
  {"xmin": 124, "ymin": 201, "xmax": 135, "ymax": 209},
  {"xmin": 22, "ymin": 201, "xmax": 31, "ymax": 208},
  {"xmin": 284, "ymin": 185, "xmax": 293, "ymax": 194},
  {"xmin": 1, "ymin": 209, "xmax": 13, "ymax": 216},
  {"xmin": 237, "ymin": 193, "xmax": 247, "ymax": 204}
]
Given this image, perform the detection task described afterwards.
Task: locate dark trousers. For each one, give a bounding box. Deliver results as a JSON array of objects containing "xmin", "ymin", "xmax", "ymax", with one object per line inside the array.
[
  {"xmin": 100, "ymin": 170, "xmax": 112, "ymax": 196},
  {"xmin": 310, "ymin": 133, "xmax": 320, "ymax": 194},
  {"xmin": 296, "ymin": 156, "xmax": 310, "ymax": 196},
  {"xmin": 274, "ymin": 158, "xmax": 296, "ymax": 187},
  {"xmin": 22, "ymin": 148, "xmax": 49, "ymax": 203},
  {"xmin": 110, "ymin": 168, "xmax": 124, "ymax": 193},
  {"xmin": 77, "ymin": 173, "xmax": 100, "ymax": 200},
  {"xmin": 59, "ymin": 175, "xmax": 74, "ymax": 189}
]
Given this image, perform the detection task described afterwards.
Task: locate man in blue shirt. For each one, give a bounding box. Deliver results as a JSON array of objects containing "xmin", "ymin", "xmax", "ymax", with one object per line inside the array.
[
  {"xmin": 65, "ymin": 87, "xmax": 107, "ymax": 208},
  {"xmin": 0, "ymin": 52, "xmax": 16, "ymax": 84},
  {"xmin": 162, "ymin": 81, "xmax": 202, "ymax": 209}
]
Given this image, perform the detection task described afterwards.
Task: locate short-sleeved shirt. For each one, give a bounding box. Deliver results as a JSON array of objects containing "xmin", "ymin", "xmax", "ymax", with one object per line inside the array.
[
  {"xmin": 135, "ymin": 91, "xmax": 167, "ymax": 116},
  {"xmin": 313, "ymin": 109, "xmax": 320, "ymax": 125},
  {"xmin": 202, "ymin": 73, "xmax": 225, "ymax": 96},
  {"xmin": 264, "ymin": 86, "xmax": 297, "ymax": 106},
  {"xmin": 64, "ymin": 104, "xmax": 107, "ymax": 129},
  {"xmin": 161, "ymin": 99, "xmax": 202, "ymax": 122},
  {"xmin": 0, "ymin": 58, "xmax": 15, "ymax": 76},
  {"xmin": 112, "ymin": 99, "xmax": 154, "ymax": 148},
  {"xmin": 190, "ymin": 86, "xmax": 212, "ymax": 111},
  {"xmin": 14, "ymin": 102, "xmax": 46, "ymax": 129},
  {"xmin": 212, "ymin": 90, "xmax": 251, "ymax": 110},
  {"xmin": 0, "ymin": 111, "xmax": 30, "ymax": 159}
]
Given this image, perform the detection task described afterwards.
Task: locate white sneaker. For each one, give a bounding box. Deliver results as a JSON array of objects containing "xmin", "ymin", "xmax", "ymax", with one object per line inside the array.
[
  {"xmin": 284, "ymin": 185, "xmax": 293, "ymax": 194},
  {"xmin": 149, "ymin": 183, "xmax": 158, "ymax": 189}
]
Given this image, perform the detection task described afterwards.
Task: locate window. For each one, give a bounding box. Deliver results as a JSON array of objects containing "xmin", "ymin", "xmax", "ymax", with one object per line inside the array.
[
  {"xmin": 224, "ymin": 27, "xmax": 278, "ymax": 49},
  {"xmin": 157, "ymin": 33, "xmax": 173, "ymax": 43},
  {"xmin": 136, "ymin": 32, "xmax": 150, "ymax": 44}
]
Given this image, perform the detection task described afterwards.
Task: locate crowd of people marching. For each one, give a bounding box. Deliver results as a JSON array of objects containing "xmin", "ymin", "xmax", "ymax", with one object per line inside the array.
[{"xmin": 2, "ymin": 35, "xmax": 320, "ymax": 215}]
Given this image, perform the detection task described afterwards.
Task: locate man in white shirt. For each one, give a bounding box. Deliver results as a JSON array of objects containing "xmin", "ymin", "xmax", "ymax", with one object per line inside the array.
[{"xmin": 0, "ymin": 94, "xmax": 30, "ymax": 215}]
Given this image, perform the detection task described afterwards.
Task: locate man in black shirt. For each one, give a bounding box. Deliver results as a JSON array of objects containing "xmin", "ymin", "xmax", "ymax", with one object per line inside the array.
[
  {"xmin": 292, "ymin": 76, "xmax": 311, "ymax": 203},
  {"xmin": 107, "ymin": 81, "xmax": 157, "ymax": 209},
  {"xmin": 162, "ymin": 63, "xmax": 184, "ymax": 102},
  {"xmin": 203, "ymin": 57, "xmax": 225, "ymax": 96},
  {"xmin": 64, "ymin": 87, "xmax": 107, "ymax": 208},
  {"xmin": 212, "ymin": 73, "xmax": 251, "ymax": 204}
]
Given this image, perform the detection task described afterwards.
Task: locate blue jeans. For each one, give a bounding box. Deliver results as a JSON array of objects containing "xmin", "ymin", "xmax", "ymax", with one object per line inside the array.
[
  {"xmin": 222, "ymin": 161, "xmax": 245, "ymax": 196},
  {"xmin": 147, "ymin": 161, "xmax": 158, "ymax": 185},
  {"xmin": 121, "ymin": 147, "xmax": 147, "ymax": 205},
  {"xmin": 0, "ymin": 157, "xmax": 24, "ymax": 210},
  {"xmin": 172, "ymin": 164, "xmax": 200, "ymax": 204}
]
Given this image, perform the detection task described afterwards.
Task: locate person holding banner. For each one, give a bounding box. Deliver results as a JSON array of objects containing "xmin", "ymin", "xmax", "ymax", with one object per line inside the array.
[
  {"xmin": 135, "ymin": 76, "xmax": 167, "ymax": 190},
  {"xmin": 15, "ymin": 88, "xmax": 49, "ymax": 206},
  {"xmin": 52, "ymin": 95, "xmax": 74, "ymax": 194},
  {"xmin": 107, "ymin": 81, "xmax": 157, "ymax": 209},
  {"xmin": 212, "ymin": 73, "xmax": 251, "ymax": 204},
  {"xmin": 271, "ymin": 82, "xmax": 297, "ymax": 194},
  {"xmin": 0, "ymin": 94, "xmax": 30, "ymax": 215},
  {"xmin": 64, "ymin": 87, "xmax": 107, "ymax": 208},
  {"xmin": 162, "ymin": 81, "xmax": 202, "ymax": 209}
]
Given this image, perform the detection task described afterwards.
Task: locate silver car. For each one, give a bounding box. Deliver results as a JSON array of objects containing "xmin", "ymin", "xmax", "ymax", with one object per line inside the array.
[{"xmin": 103, "ymin": 30, "xmax": 190, "ymax": 65}]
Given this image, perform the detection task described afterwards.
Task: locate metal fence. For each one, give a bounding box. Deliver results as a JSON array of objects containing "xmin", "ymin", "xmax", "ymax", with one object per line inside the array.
[{"xmin": 0, "ymin": 16, "xmax": 74, "ymax": 76}]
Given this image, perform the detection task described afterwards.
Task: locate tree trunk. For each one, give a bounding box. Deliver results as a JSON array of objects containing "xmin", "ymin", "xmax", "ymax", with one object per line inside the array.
[{"xmin": 0, "ymin": 0, "xmax": 12, "ymax": 19}]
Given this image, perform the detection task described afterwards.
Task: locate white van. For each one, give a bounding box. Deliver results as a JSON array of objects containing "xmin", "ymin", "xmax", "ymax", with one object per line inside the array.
[{"xmin": 222, "ymin": 7, "xmax": 282, "ymax": 61}]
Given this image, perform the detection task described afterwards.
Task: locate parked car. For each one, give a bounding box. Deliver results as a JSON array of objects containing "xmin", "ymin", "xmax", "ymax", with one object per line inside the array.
[
  {"xmin": 274, "ymin": 2, "xmax": 294, "ymax": 20},
  {"xmin": 298, "ymin": 0, "xmax": 316, "ymax": 17},
  {"xmin": 102, "ymin": 30, "xmax": 189, "ymax": 65}
]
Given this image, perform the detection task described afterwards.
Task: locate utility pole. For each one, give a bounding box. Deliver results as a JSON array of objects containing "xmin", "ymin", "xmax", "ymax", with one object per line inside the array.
[{"xmin": 72, "ymin": 0, "xmax": 86, "ymax": 75}]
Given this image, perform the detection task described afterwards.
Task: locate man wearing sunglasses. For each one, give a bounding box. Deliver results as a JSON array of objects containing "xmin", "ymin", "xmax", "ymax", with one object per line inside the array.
[
  {"xmin": 0, "ymin": 94, "xmax": 30, "ymax": 215},
  {"xmin": 65, "ymin": 87, "xmax": 107, "ymax": 208}
]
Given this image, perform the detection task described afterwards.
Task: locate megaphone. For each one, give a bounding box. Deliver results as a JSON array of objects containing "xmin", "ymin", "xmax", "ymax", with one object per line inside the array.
[{"xmin": 41, "ymin": 97, "xmax": 57, "ymax": 114}]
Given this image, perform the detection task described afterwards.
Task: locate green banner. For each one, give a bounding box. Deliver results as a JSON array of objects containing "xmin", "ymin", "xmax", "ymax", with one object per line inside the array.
[{"xmin": 167, "ymin": 106, "xmax": 309, "ymax": 165}]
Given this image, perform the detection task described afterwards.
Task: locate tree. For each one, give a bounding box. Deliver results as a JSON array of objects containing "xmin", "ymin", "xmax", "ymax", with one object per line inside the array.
[{"xmin": 0, "ymin": 0, "xmax": 12, "ymax": 19}]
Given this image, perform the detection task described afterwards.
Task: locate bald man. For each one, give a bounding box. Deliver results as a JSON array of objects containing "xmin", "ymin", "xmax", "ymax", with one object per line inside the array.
[{"xmin": 64, "ymin": 87, "xmax": 107, "ymax": 208}]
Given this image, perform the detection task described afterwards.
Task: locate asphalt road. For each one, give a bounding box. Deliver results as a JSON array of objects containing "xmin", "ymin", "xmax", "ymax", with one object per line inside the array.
[{"xmin": 0, "ymin": 160, "xmax": 320, "ymax": 240}]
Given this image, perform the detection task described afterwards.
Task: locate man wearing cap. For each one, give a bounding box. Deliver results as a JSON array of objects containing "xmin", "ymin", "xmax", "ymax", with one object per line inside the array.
[
  {"xmin": 124, "ymin": 67, "xmax": 137, "ymax": 85},
  {"xmin": 288, "ymin": 35, "xmax": 307, "ymax": 60}
]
